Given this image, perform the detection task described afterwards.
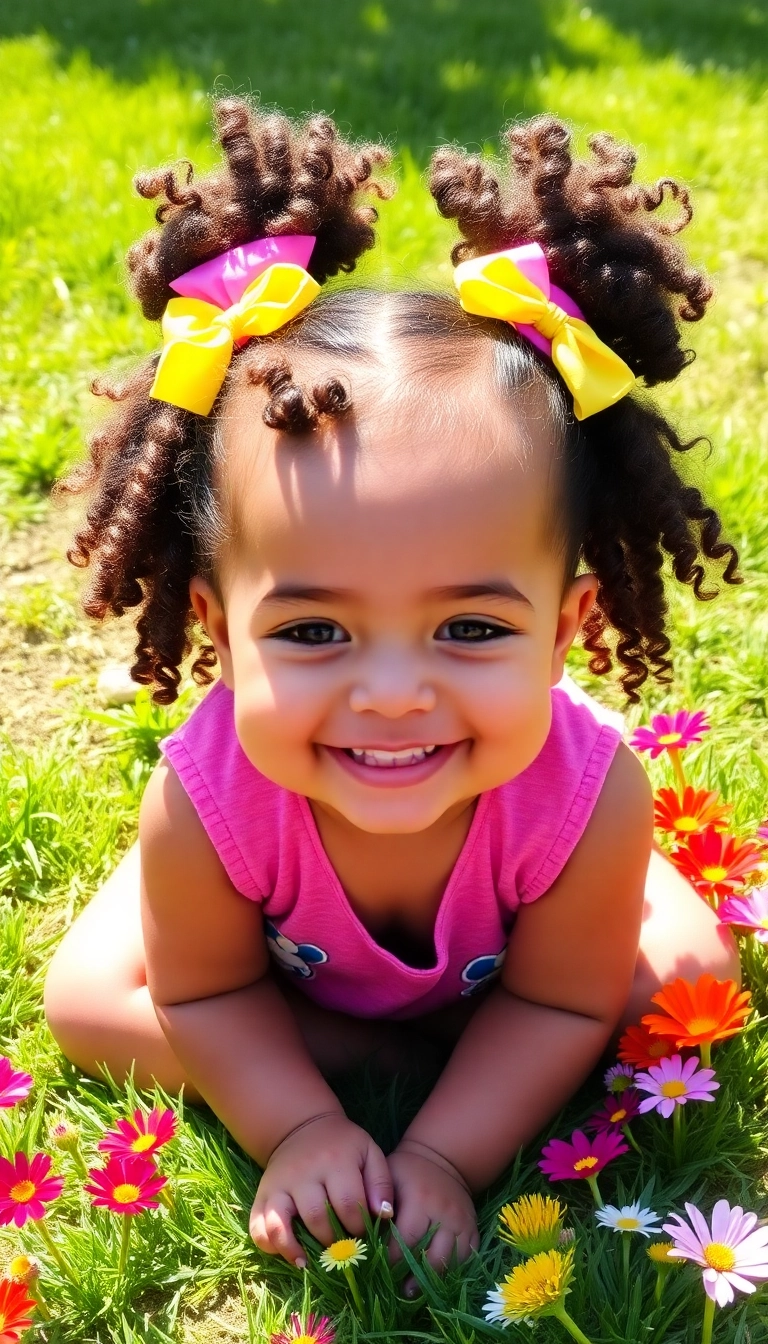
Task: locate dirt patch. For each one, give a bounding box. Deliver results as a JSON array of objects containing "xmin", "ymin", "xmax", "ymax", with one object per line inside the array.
[{"xmin": 0, "ymin": 496, "xmax": 170, "ymax": 756}]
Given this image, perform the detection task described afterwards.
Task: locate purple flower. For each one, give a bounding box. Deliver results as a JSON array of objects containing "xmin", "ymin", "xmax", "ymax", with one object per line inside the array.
[
  {"xmin": 663, "ymin": 1200, "xmax": 768, "ymax": 1306},
  {"xmin": 634, "ymin": 1054, "xmax": 719, "ymax": 1118}
]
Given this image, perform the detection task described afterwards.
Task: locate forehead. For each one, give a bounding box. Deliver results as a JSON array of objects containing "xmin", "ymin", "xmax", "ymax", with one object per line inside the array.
[{"xmin": 216, "ymin": 364, "xmax": 558, "ymax": 596}]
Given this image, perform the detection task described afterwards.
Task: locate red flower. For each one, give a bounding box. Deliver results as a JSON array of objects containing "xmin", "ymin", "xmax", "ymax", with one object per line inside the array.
[
  {"xmin": 98, "ymin": 1106, "xmax": 177, "ymax": 1159},
  {"xmin": 0, "ymin": 1154, "xmax": 64, "ymax": 1228},
  {"xmin": 85, "ymin": 1155, "xmax": 167, "ymax": 1214},
  {"xmin": 670, "ymin": 827, "xmax": 763, "ymax": 901},
  {"xmin": 0, "ymin": 1278, "xmax": 36, "ymax": 1344},
  {"xmin": 653, "ymin": 787, "xmax": 731, "ymax": 837},
  {"xmin": 617, "ymin": 1024, "xmax": 676, "ymax": 1069}
]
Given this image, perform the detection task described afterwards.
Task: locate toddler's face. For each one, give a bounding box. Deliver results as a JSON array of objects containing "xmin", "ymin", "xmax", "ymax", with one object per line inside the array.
[{"xmin": 190, "ymin": 372, "xmax": 596, "ymax": 834}]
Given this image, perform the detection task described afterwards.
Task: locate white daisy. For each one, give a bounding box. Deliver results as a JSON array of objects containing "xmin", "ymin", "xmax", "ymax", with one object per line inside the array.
[{"xmin": 595, "ymin": 1202, "xmax": 662, "ymax": 1237}]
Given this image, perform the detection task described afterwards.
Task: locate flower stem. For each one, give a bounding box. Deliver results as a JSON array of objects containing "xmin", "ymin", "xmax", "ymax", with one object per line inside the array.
[
  {"xmin": 117, "ymin": 1215, "xmax": 132, "ymax": 1280},
  {"xmin": 36, "ymin": 1219, "xmax": 73, "ymax": 1280},
  {"xmin": 552, "ymin": 1302, "xmax": 595, "ymax": 1344},
  {"xmin": 69, "ymin": 1144, "xmax": 90, "ymax": 1181},
  {"xmin": 585, "ymin": 1176, "xmax": 603, "ymax": 1209},
  {"xmin": 699, "ymin": 1041, "xmax": 712, "ymax": 1069},
  {"xmin": 672, "ymin": 1104, "xmax": 685, "ymax": 1163},
  {"xmin": 653, "ymin": 1266, "xmax": 669, "ymax": 1305},
  {"xmin": 622, "ymin": 1233, "xmax": 630, "ymax": 1280},
  {"xmin": 157, "ymin": 1181, "xmax": 175, "ymax": 1212},
  {"xmin": 622, "ymin": 1123, "xmax": 642, "ymax": 1155},
  {"xmin": 30, "ymin": 1284, "xmax": 51, "ymax": 1322},
  {"xmin": 343, "ymin": 1264, "xmax": 365, "ymax": 1318},
  {"xmin": 701, "ymin": 1293, "xmax": 716, "ymax": 1344},
  {"xmin": 669, "ymin": 749, "xmax": 687, "ymax": 796}
]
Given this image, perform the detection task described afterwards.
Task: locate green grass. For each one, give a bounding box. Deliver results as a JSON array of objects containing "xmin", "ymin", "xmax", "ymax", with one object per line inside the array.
[{"xmin": 1, "ymin": 1, "xmax": 768, "ymax": 1340}]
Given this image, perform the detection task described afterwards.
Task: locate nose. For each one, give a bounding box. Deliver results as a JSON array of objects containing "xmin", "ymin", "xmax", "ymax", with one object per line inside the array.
[{"xmin": 349, "ymin": 644, "xmax": 437, "ymax": 717}]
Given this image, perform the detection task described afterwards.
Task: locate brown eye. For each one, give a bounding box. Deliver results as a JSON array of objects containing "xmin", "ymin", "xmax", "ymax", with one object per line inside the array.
[
  {"xmin": 435, "ymin": 619, "xmax": 514, "ymax": 643},
  {"xmin": 270, "ymin": 621, "xmax": 350, "ymax": 646}
]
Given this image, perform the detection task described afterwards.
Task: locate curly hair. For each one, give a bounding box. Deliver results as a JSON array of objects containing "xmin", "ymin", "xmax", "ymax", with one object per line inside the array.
[{"xmin": 54, "ymin": 102, "xmax": 739, "ymax": 705}]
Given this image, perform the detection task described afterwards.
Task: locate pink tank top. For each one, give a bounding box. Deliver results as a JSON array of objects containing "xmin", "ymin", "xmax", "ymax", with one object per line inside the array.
[{"xmin": 158, "ymin": 675, "xmax": 623, "ymax": 1021}]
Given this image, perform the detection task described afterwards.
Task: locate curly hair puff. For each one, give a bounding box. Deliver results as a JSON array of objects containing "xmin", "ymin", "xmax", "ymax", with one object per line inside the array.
[{"xmin": 52, "ymin": 96, "xmax": 393, "ymax": 703}]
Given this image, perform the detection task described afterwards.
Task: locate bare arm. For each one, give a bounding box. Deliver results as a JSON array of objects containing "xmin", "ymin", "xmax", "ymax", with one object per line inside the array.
[{"xmin": 393, "ymin": 743, "xmax": 653, "ymax": 1192}]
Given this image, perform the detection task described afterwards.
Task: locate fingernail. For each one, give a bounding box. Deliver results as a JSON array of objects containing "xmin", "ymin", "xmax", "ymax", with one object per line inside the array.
[
  {"xmin": 295, "ymin": 1256, "xmax": 307, "ymax": 1270},
  {"xmin": 379, "ymin": 1200, "xmax": 394, "ymax": 1217}
]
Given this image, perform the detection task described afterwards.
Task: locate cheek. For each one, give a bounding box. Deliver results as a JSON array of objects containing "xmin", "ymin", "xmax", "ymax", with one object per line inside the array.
[
  {"xmin": 231, "ymin": 650, "xmax": 332, "ymax": 760},
  {"xmin": 463, "ymin": 655, "xmax": 554, "ymax": 773}
]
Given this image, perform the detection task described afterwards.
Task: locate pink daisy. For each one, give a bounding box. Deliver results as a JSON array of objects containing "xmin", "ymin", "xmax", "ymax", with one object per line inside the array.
[
  {"xmin": 663, "ymin": 1200, "xmax": 768, "ymax": 1306},
  {"xmin": 630, "ymin": 710, "xmax": 709, "ymax": 758},
  {"xmin": 718, "ymin": 887, "xmax": 768, "ymax": 943},
  {"xmin": 85, "ymin": 1154, "xmax": 167, "ymax": 1214},
  {"xmin": 586, "ymin": 1089, "xmax": 641, "ymax": 1134},
  {"xmin": 271, "ymin": 1314, "xmax": 336, "ymax": 1344},
  {"xmin": 0, "ymin": 1152, "xmax": 64, "ymax": 1227},
  {"xmin": 0, "ymin": 1058, "xmax": 33, "ymax": 1109},
  {"xmin": 98, "ymin": 1106, "xmax": 177, "ymax": 1158},
  {"xmin": 633, "ymin": 1054, "xmax": 719, "ymax": 1117},
  {"xmin": 539, "ymin": 1128, "xmax": 628, "ymax": 1183}
]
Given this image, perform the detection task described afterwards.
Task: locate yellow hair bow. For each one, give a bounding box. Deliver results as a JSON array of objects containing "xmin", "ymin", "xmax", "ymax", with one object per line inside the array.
[
  {"xmin": 453, "ymin": 248, "xmax": 635, "ymax": 420},
  {"xmin": 150, "ymin": 262, "xmax": 321, "ymax": 416}
]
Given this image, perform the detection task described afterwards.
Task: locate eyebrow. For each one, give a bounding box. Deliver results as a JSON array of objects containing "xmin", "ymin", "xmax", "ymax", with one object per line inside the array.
[{"xmin": 259, "ymin": 580, "xmax": 533, "ymax": 608}]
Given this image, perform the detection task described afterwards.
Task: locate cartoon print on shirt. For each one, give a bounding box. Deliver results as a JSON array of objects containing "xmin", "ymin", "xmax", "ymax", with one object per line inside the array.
[
  {"xmin": 265, "ymin": 920, "xmax": 329, "ymax": 980},
  {"xmin": 460, "ymin": 948, "xmax": 507, "ymax": 996}
]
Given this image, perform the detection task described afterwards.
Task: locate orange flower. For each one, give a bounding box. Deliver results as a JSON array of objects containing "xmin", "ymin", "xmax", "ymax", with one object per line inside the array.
[
  {"xmin": 617, "ymin": 1024, "xmax": 675, "ymax": 1069},
  {"xmin": 0, "ymin": 1277, "xmax": 36, "ymax": 1344},
  {"xmin": 642, "ymin": 974, "xmax": 752, "ymax": 1050},
  {"xmin": 653, "ymin": 787, "xmax": 731, "ymax": 837},
  {"xmin": 670, "ymin": 827, "xmax": 763, "ymax": 902}
]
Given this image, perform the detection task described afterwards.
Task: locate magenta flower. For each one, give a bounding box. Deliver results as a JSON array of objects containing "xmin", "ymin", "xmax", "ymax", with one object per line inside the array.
[
  {"xmin": 98, "ymin": 1106, "xmax": 177, "ymax": 1158},
  {"xmin": 0, "ymin": 1058, "xmax": 33, "ymax": 1109},
  {"xmin": 0, "ymin": 1153, "xmax": 64, "ymax": 1227},
  {"xmin": 630, "ymin": 710, "xmax": 709, "ymax": 758},
  {"xmin": 539, "ymin": 1128, "xmax": 628, "ymax": 1184},
  {"xmin": 718, "ymin": 887, "xmax": 768, "ymax": 943},
  {"xmin": 663, "ymin": 1200, "xmax": 768, "ymax": 1306},
  {"xmin": 271, "ymin": 1315, "xmax": 336, "ymax": 1344},
  {"xmin": 85, "ymin": 1154, "xmax": 167, "ymax": 1214},
  {"xmin": 634, "ymin": 1054, "xmax": 719, "ymax": 1117},
  {"xmin": 586, "ymin": 1089, "xmax": 641, "ymax": 1134}
]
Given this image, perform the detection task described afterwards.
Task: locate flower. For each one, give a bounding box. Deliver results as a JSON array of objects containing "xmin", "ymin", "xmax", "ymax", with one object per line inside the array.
[
  {"xmin": 595, "ymin": 1203, "xmax": 662, "ymax": 1237},
  {"xmin": 483, "ymin": 1246, "xmax": 575, "ymax": 1325},
  {"xmin": 647, "ymin": 1240, "xmax": 677, "ymax": 1264},
  {"xmin": 604, "ymin": 1063, "xmax": 635, "ymax": 1094},
  {"xmin": 7, "ymin": 1257, "xmax": 39, "ymax": 1287},
  {"xmin": 270, "ymin": 1314, "xmax": 335, "ymax": 1344},
  {"xmin": 539, "ymin": 1128, "xmax": 628, "ymax": 1183},
  {"xmin": 0, "ymin": 1278, "xmax": 36, "ymax": 1344},
  {"xmin": 0, "ymin": 1060, "xmax": 32, "ymax": 1110},
  {"xmin": 670, "ymin": 828, "xmax": 762, "ymax": 902},
  {"xmin": 585, "ymin": 1089, "xmax": 641, "ymax": 1134},
  {"xmin": 663, "ymin": 1200, "xmax": 768, "ymax": 1306},
  {"xmin": 98, "ymin": 1106, "xmax": 177, "ymax": 1158},
  {"xmin": 318, "ymin": 1238, "xmax": 367, "ymax": 1271},
  {"xmin": 617, "ymin": 1024, "xmax": 675, "ymax": 1069},
  {"xmin": 498, "ymin": 1194, "xmax": 566, "ymax": 1254},
  {"xmin": 633, "ymin": 1053, "xmax": 719, "ymax": 1117},
  {"xmin": 718, "ymin": 887, "xmax": 768, "ymax": 943},
  {"xmin": 0, "ymin": 1154, "xmax": 64, "ymax": 1228},
  {"xmin": 49, "ymin": 1120, "xmax": 80, "ymax": 1152},
  {"xmin": 84, "ymin": 1154, "xmax": 167, "ymax": 1214},
  {"xmin": 642, "ymin": 974, "xmax": 752, "ymax": 1050},
  {"xmin": 630, "ymin": 710, "xmax": 709, "ymax": 758},
  {"xmin": 653, "ymin": 787, "xmax": 731, "ymax": 837}
]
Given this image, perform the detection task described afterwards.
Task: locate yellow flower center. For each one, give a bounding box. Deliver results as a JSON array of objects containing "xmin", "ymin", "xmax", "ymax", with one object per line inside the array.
[
  {"xmin": 293, "ymin": 1337, "xmax": 316, "ymax": 1344},
  {"xmin": 676, "ymin": 816, "xmax": 699, "ymax": 831},
  {"xmin": 687, "ymin": 1016, "xmax": 718, "ymax": 1035},
  {"xmin": 609, "ymin": 1108, "xmax": 627, "ymax": 1123},
  {"xmin": 701, "ymin": 866, "xmax": 728, "ymax": 882},
  {"xmin": 759, "ymin": 918, "xmax": 768, "ymax": 930},
  {"xmin": 9, "ymin": 1254, "xmax": 38, "ymax": 1282},
  {"xmin": 703, "ymin": 1242, "xmax": 736, "ymax": 1272},
  {"xmin": 657, "ymin": 732, "xmax": 682, "ymax": 745},
  {"xmin": 112, "ymin": 1182, "xmax": 141, "ymax": 1204},
  {"xmin": 660, "ymin": 1080, "xmax": 687, "ymax": 1098},
  {"xmin": 131, "ymin": 1133, "xmax": 156, "ymax": 1152},
  {"xmin": 616, "ymin": 1216, "xmax": 641, "ymax": 1231},
  {"xmin": 10, "ymin": 1180, "xmax": 35, "ymax": 1202},
  {"xmin": 573, "ymin": 1155, "xmax": 599, "ymax": 1171},
  {"xmin": 649, "ymin": 1040, "xmax": 670, "ymax": 1057},
  {"xmin": 647, "ymin": 1241, "xmax": 675, "ymax": 1263},
  {"xmin": 326, "ymin": 1238, "xmax": 359, "ymax": 1262}
]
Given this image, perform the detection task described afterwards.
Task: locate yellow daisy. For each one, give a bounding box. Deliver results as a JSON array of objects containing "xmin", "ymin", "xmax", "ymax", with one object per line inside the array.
[
  {"xmin": 483, "ymin": 1246, "xmax": 575, "ymax": 1324},
  {"xmin": 498, "ymin": 1194, "xmax": 566, "ymax": 1255},
  {"xmin": 647, "ymin": 1240, "xmax": 677, "ymax": 1264},
  {"xmin": 319, "ymin": 1238, "xmax": 367, "ymax": 1272}
]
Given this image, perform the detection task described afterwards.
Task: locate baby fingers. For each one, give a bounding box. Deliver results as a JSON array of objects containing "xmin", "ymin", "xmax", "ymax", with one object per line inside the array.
[{"xmin": 250, "ymin": 1192, "xmax": 306, "ymax": 1266}]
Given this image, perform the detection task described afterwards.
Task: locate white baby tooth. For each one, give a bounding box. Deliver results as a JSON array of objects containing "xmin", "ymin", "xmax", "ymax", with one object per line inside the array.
[{"xmin": 348, "ymin": 745, "xmax": 439, "ymax": 767}]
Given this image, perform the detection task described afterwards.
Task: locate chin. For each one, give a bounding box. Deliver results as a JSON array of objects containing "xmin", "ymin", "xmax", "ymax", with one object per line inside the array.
[{"xmin": 329, "ymin": 795, "xmax": 454, "ymax": 835}]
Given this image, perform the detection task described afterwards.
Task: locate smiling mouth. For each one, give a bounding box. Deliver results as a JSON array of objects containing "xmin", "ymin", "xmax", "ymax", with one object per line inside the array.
[{"xmin": 344, "ymin": 745, "xmax": 440, "ymax": 769}]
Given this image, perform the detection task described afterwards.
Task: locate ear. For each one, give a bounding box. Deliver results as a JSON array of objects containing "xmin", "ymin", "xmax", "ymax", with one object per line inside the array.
[
  {"xmin": 189, "ymin": 576, "xmax": 234, "ymax": 689},
  {"xmin": 550, "ymin": 573, "xmax": 599, "ymax": 686}
]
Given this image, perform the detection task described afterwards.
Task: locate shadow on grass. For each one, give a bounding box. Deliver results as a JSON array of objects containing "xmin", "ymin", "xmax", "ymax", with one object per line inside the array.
[{"xmin": 1, "ymin": 0, "xmax": 765, "ymax": 157}]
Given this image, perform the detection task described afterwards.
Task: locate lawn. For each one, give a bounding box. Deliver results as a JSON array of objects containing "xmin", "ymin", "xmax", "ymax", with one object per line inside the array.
[{"xmin": 1, "ymin": 1, "xmax": 768, "ymax": 1341}]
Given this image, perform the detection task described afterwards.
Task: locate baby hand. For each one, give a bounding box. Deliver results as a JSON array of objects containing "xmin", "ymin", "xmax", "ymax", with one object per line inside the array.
[
  {"xmin": 388, "ymin": 1139, "xmax": 479, "ymax": 1276},
  {"xmin": 249, "ymin": 1113, "xmax": 393, "ymax": 1266}
]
